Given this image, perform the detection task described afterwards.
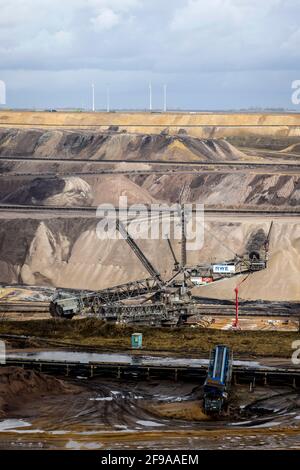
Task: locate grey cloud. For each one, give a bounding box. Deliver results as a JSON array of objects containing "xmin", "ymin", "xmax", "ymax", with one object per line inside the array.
[{"xmin": 0, "ymin": 0, "xmax": 300, "ymax": 109}]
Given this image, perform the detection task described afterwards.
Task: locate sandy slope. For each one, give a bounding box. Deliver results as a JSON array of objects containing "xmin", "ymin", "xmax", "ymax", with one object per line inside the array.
[
  {"xmin": 0, "ymin": 217, "xmax": 299, "ymax": 301},
  {"xmin": 1, "ymin": 172, "xmax": 299, "ymax": 209},
  {"xmin": 2, "ymin": 176, "xmax": 93, "ymax": 207},
  {"xmin": 133, "ymin": 173, "xmax": 300, "ymax": 207},
  {"xmin": 0, "ymin": 128, "xmax": 253, "ymax": 162},
  {"xmin": 90, "ymin": 175, "xmax": 157, "ymax": 205},
  {"xmin": 196, "ymin": 220, "xmax": 300, "ymax": 301}
]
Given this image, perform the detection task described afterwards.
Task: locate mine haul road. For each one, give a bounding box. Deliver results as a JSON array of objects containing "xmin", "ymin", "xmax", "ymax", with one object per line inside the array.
[
  {"xmin": 0, "ymin": 203, "xmax": 299, "ymax": 219},
  {"xmin": 1, "ymin": 155, "xmax": 300, "ymax": 169}
]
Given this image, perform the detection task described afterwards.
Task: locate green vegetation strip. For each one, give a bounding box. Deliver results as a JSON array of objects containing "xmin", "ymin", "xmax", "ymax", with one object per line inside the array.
[{"xmin": 0, "ymin": 319, "xmax": 299, "ymax": 358}]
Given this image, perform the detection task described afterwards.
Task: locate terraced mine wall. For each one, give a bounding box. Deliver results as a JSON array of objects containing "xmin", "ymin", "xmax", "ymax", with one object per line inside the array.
[
  {"xmin": 1, "ymin": 111, "xmax": 300, "ymax": 139},
  {"xmin": 0, "ymin": 111, "xmax": 299, "ymax": 302}
]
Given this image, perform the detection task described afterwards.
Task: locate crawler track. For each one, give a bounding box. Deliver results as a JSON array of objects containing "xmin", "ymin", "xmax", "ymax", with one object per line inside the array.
[{"xmin": 0, "ymin": 299, "xmax": 298, "ymax": 317}]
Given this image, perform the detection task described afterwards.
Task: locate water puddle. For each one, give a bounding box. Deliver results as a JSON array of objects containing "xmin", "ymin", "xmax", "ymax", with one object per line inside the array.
[
  {"xmin": 136, "ymin": 420, "xmax": 164, "ymax": 427},
  {"xmin": 7, "ymin": 350, "xmax": 274, "ymax": 370},
  {"xmin": 0, "ymin": 419, "xmax": 31, "ymax": 431}
]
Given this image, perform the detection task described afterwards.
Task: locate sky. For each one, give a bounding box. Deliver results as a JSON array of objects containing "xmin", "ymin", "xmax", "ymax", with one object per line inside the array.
[{"xmin": 1, "ymin": 0, "xmax": 300, "ymax": 110}]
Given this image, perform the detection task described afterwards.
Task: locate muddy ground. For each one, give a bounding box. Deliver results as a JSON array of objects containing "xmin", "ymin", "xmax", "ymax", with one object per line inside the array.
[
  {"xmin": 0, "ymin": 366, "xmax": 300, "ymax": 450},
  {"xmin": 0, "ymin": 366, "xmax": 81, "ymax": 419}
]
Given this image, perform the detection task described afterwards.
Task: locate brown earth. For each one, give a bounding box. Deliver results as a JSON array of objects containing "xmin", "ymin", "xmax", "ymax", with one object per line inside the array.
[
  {"xmin": 146, "ymin": 400, "xmax": 210, "ymax": 421},
  {"xmin": 0, "ymin": 366, "xmax": 81, "ymax": 418}
]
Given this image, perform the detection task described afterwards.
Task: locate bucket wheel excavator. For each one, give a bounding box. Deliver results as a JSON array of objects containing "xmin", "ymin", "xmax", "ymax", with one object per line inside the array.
[
  {"xmin": 50, "ymin": 215, "xmax": 273, "ymax": 326},
  {"xmin": 50, "ymin": 190, "xmax": 273, "ymax": 326}
]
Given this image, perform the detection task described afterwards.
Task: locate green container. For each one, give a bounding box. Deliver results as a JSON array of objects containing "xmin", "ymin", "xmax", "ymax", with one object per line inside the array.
[{"xmin": 131, "ymin": 333, "xmax": 143, "ymax": 349}]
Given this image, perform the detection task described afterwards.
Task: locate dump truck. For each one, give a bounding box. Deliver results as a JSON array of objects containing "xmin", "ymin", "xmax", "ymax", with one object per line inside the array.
[{"xmin": 203, "ymin": 345, "xmax": 233, "ymax": 414}]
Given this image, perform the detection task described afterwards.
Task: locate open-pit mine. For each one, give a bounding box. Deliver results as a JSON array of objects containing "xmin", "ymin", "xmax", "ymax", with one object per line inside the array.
[{"xmin": 0, "ymin": 110, "xmax": 300, "ymax": 450}]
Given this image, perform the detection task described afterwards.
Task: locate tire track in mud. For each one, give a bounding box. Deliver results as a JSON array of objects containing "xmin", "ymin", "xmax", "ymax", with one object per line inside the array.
[{"xmin": 2, "ymin": 378, "xmax": 300, "ymax": 449}]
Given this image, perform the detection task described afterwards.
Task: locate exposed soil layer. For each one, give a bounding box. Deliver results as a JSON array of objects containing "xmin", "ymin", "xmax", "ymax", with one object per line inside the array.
[
  {"xmin": 0, "ymin": 128, "xmax": 247, "ymax": 162},
  {"xmin": 227, "ymin": 135, "xmax": 300, "ymax": 152},
  {"xmin": 1, "ymin": 110, "xmax": 300, "ymax": 128},
  {"xmin": 0, "ymin": 128, "xmax": 299, "ymax": 208},
  {"xmin": 1, "ymin": 172, "xmax": 300, "ymax": 208},
  {"xmin": 132, "ymin": 172, "xmax": 300, "ymax": 207}
]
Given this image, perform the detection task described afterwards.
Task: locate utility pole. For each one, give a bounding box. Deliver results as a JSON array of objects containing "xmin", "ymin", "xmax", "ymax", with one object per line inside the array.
[
  {"xmin": 92, "ymin": 83, "xmax": 95, "ymax": 112},
  {"xmin": 233, "ymin": 287, "xmax": 239, "ymax": 329},
  {"xmin": 149, "ymin": 82, "xmax": 152, "ymax": 112},
  {"xmin": 163, "ymin": 84, "xmax": 167, "ymax": 112}
]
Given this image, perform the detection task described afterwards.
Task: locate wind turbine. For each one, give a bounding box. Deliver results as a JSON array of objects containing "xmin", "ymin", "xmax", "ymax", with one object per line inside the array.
[
  {"xmin": 163, "ymin": 84, "xmax": 167, "ymax": 112},
  {"xmin": 92, "ymin": 83, "xmax": 95, "ymax": 112},
  {"xmin": 149, "ymin": 82, "xmax": 152, "ymax": 111},
  {"xmin": 106, "ymin": 86, "xmax": 110, "ymax": 113}
]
